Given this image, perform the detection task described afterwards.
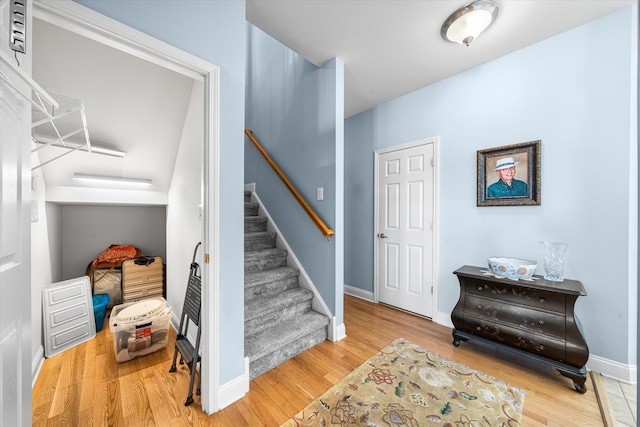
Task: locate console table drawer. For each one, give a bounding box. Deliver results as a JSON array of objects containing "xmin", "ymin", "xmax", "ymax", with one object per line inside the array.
[
  {"xmin": 464, "ymin": 295, "xmax": 565, "ymax": 336},
  {"xmin": 463, "ymin": 316, "xmax": 566, "ymax": 362},
  {"xmin": 465, "ymin": 281, "xmax": 566, "ymax": 313}
]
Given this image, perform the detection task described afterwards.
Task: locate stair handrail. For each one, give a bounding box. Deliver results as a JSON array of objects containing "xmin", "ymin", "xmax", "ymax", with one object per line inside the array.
[{"xmin": 245, "ymin": 129, "xmax": 335, "ymax": 239}]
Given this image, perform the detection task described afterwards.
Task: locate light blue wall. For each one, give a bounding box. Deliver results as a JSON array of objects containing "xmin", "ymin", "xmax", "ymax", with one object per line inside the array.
[
  {"xmin": 345, "ymin": 6, "xmax": 637, "ymax": 365},
  {"xmin": 245, "ymin": 25, "xmax": 344, "ymax": 325},
  {"xmin": 73, "ymin": 0, "xmax": 247, "ymax": 383}
]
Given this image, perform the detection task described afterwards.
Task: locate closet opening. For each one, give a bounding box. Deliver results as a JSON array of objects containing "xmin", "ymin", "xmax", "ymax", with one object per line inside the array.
[{"xmin": 31, "ymin": 0, "xmax": 220, "ymax": 413}]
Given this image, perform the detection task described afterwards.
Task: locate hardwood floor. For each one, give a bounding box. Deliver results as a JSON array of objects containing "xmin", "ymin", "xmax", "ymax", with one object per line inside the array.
[{"xmin": 32, "ymin": 295, "xmax": 604, "ymax": 426}]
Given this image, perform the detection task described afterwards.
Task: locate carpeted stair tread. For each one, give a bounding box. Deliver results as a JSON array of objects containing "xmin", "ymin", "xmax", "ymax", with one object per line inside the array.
[
  {"xmin": 244, "ymin": 202, "xmax": 259, "ymax": 216},
  {"xmin": 249, "ymin": 326, "xmax": 327, "ymax": 379},
  {"xmin": 244, "ymin": 230, "xmax": 275, "ymax": 239},
  {"xmin": 245, "ymin": 311, "xmax": 329, "ymax": 363},
  {"xmin": 245, "ymin": 288, "xmax": 313, "ymax": 323},
  {"xmin": 244, "ymin": 267, "xmax": 300, "ymax": 300},
  {"xmin": 245, "ymin": 216, "xmax": 268, "ymax": 232},
  {"xmin": 244, "ymin": 231, "xmax": 276, "ymax": 251},
  {"xmin": 244, "ymin": 247, "xmax": 287, "ymax": 261},
  {"xmin": 245, "ymin": 266, "xmax": 299, "ymax": 289},
  {"xmin": 244, "ymin": 249, "xmax": 288, "ymax": 273}
]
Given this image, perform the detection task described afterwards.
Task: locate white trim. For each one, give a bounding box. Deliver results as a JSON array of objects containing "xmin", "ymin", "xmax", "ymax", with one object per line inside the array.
[
  {"xmin": 218, "ymin": 357, "xmax": 250, "ymax": 410},
  {"xmin": 435, "ymin": 310, "xmax": 455, "ymax": 329},
  {"xmin": 251, "ymin": 191, "xmax": 338, "ymax": 340},
  {"xmin": 373, "ymin": 137, "xmax": 440, "ymax": 319},
  {"xmin": 32, "ymin": 1, "xmax": 207, "ymax": 81},
  {"xmin": 333, "ymin": 321, "xmax": 347, "ymax": 341},
  {"xmin": 587, "ymin": 354, "xmax": 637, "ymax": 384},
  {"xmin": 244, "ymin": 182, "xmax": 256, "ymax": 192},
  {"xmin": 31, "ymin": 345, "xmax": 44, "ymax": 388},
  {"xmin": 33, "ymin": 0, "xmax": 221, "ymax": 414},
  {"xmin": 344, "ymin": 284, "xmax": 374, "ymax": 302},
  {"xmin": 203, "ymin": 66, "xmax": 221, "ymax": 414}
]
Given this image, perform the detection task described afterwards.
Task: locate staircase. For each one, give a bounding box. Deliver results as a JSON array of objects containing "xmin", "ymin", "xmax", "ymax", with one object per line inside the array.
[{"xmin": 244, "ymin": 190, "xmax": 330, "ymax": 379}]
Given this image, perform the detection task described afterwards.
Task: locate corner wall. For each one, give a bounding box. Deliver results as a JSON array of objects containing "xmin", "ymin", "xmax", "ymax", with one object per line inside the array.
[
  {"xmin": 245, "ymin": 24, "xmax": 344, "ymax": 326},
  {"xmin": 166, "ymin": 80, "xmax": 204, "ymax": 326},
  {"xmin": 345, "ymin": 6, "xmax": 638, "ymax": 368}
]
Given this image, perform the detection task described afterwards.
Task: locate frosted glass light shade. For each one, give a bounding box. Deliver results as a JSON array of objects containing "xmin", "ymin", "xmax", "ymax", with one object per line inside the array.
[{"xmin": 441, "ymin": 0, "xmax": 499, "ymax": 46}]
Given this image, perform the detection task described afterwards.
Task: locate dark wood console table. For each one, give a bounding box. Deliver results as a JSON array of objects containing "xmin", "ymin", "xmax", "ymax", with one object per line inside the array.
[{"xmin": 452, "ymin": 265, "xmax": 589, "ymax": 393}]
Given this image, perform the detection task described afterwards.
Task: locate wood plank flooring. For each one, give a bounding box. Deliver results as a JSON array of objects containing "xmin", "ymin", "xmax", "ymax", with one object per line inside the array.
[{"xmin": 32, "ymin": 295, "xmax": 604, "ymax": 426}]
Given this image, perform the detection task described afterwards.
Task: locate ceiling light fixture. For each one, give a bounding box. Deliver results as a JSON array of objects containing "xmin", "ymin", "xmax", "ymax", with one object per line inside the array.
[
  {"xmin": 73, "ymin": 173, "xmax": 152, "ymax": 186},
  {"xmin": 441, "ymin": 0, "xmax": 499, "ymax": 46}
]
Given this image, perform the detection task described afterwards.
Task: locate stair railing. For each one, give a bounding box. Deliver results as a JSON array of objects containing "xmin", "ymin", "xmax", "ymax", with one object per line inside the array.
[{"xmin": 245, "ymin": 129, "xmax": 335, "ymax": 239}]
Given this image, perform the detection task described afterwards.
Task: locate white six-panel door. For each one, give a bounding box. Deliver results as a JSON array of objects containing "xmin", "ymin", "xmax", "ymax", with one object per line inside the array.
[
  {"xmin": 0, "ymin": 41, "xmax": 32, "ymax": 427},
  {"xmin": 375, "ymin": 139, "xmax": 436, "ymax": 318}
]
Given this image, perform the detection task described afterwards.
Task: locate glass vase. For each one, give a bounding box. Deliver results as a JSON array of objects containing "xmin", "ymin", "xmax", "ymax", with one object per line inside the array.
[{"xmin": 540, "ymin": 241, "xmax": 567, "ymax": 282}]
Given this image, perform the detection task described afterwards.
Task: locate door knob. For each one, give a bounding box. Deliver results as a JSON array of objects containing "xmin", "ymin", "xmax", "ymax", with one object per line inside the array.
[{"xmin": 378, "ymin": 233, "xmax": 388, "ymax": 238}]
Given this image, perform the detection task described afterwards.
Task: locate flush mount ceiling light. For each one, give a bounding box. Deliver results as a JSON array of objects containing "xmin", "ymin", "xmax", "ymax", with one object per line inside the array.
[
  {"xmin": 73, "ymin": 173, "xmax": 152, "ymax": 186},
  {"xmin": 441, "ymin": 0, "xmax": 499, "ymax": 46}
]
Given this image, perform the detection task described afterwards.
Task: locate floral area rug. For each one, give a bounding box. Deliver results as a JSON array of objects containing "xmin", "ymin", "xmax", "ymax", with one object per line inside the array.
[{"xmin": 281, "ymin": 338, "xmax": 524, "ymax": 427}]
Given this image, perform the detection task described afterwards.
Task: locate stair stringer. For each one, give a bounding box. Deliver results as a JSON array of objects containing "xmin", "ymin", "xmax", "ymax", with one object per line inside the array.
[{"xmin": 249, "ymin": 190, "xmax": 344, "ymax": 342}]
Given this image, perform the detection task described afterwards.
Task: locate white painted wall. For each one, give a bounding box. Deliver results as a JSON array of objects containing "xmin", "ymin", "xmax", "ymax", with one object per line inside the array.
[
  {"xmin": 166, "ymin": 80, "xmax": 204, "ymax": 321},
  {"xmin": 345, "ymin": 6, "xmax": 638, "ymax": 372},
  {"xmin": 30, "ymin": 161, "xmax": 61, "ymax": 377}
]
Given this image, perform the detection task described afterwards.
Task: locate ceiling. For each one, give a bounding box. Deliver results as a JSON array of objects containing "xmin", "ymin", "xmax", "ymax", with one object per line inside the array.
[
  {"xmin": 32, "ymin": 18, "xmax": 195, "ymax": 196},
  {"xmin": 247, "ymin": 0, "xmax": 635, "ymax": 118},
  {"xmin": 31, "ymin": 1, "xmax": 635, "ymax": 197}
]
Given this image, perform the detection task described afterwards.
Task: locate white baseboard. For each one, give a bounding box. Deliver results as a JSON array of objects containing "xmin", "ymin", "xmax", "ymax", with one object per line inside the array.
[
  {"xmin": 218, "ymin": 357, "xmax": 250, "ymax": 410},
  {"xmin": 32, "ymin": 345, "xmax": 45, "ymax": 388},
  {"xmin": 588, "ymin": 354, "xmax": 637, "ymax": 384},
  {"xmin": 331, "ymin": 321, "xmax": 346, "ymax": 342},
  {"xmin": 344, "ymin": 284, "xmax": 374, "ymax": 302},
  {"xmin": 435, "ymin": 310, "xmax": 454, "ymax": 329},
  {"xmin": 244, "ymin": 182, "xmax": 256, "ymax": 192}
]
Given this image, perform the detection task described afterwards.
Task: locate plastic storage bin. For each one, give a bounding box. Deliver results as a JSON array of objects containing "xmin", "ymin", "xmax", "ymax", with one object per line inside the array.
[
  {"xmin": 92, "ymin": 293, "xmax": 110, "ymax": 332},
  {"xmin": 109, "ymin": 297, "xmax": 172, "ymax": 363}
]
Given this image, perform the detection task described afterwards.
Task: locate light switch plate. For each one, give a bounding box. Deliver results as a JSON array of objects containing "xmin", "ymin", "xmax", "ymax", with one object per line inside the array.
[{"xmin": 316, "ymin": 187, "xmax": 324, "ymax": 201}]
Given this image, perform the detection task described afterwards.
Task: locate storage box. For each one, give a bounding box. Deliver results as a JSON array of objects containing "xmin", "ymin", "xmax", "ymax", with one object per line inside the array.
[
  {"xmin": 109, "ymin": 298, "xmax": 171, "ymax": 363},
  {"xmin": 92, "ymin": 268, "xmax": 122, "ymax": 308},
  {"xmin": 92, "ymin": 293, "xmax": 110, "ymax": 332}
]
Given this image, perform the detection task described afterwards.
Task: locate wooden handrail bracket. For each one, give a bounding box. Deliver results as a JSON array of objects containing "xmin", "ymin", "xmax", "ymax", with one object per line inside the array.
[{"xmin": 245, "ymin": 129, "xmax": 335, "ymax": 239}]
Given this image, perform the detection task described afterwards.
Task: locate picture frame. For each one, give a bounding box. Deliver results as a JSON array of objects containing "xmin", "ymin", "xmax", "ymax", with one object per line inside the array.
[{"xmin": 477, "ymin": 140, "xmax": 541, "ymax": 207}]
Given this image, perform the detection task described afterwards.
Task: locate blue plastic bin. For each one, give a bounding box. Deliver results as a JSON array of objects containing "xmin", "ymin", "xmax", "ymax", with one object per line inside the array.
[{"xmin": 93, "ymin": 293, "xmax": 110, "ymax": 332}]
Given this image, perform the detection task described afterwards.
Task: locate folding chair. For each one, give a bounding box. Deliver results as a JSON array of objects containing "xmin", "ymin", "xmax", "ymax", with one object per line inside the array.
[{"xmin": 169, "ymin": 242, "xmax": 202, "ymax": 406}]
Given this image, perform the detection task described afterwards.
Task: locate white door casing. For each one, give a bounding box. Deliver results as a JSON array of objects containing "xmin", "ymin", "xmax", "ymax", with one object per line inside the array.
[
  {"xmin": 1, "ymin": 0, "xmax": 33, "ymax": 424},
  {"xmin": 374, "ymin": 138, "xmax": 438, "ymax": 318}
]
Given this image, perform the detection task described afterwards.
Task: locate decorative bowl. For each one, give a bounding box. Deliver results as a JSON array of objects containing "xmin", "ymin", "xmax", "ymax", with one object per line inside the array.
[{"xmin": 487, "ymin": 257, "xmax": 537, "ymax": 281}]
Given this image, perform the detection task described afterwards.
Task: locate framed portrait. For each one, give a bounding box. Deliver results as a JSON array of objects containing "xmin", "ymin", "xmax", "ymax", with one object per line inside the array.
[{"xmin": 477, "ymin": 140, "xmax": 541, "ymax": 207}]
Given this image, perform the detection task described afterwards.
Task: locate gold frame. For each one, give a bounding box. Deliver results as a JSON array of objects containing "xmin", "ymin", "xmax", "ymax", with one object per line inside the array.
[{"xmin": 477, "ymin": 140, "xmax": 541, "ymax": 206}]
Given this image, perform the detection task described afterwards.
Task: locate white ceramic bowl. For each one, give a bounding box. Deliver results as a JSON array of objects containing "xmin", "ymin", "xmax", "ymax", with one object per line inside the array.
[{"xmin": 488, "ymin": 257, "xmax": 537, "ymax": 280}]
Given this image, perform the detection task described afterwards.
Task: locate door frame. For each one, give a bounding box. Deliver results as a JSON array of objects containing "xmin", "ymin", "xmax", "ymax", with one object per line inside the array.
[
  {"xmin": 373, "ymin": 137, "xmax": 439, "ymax": 318},
  {"xmin": 32, "ymin": 0, "xmax": 221, "ymax": 413}
]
